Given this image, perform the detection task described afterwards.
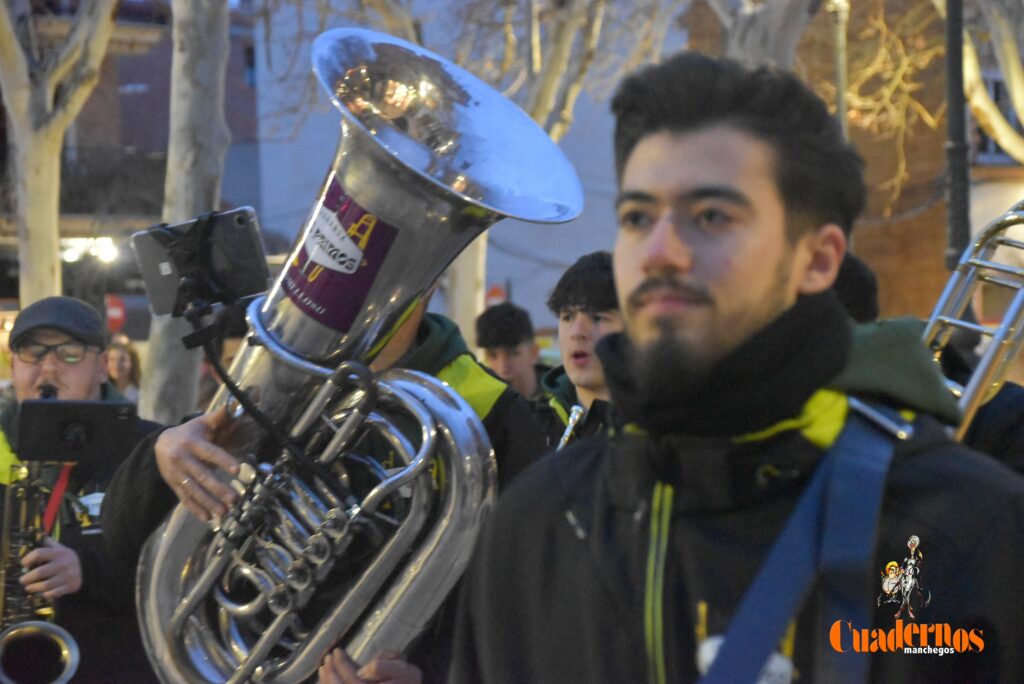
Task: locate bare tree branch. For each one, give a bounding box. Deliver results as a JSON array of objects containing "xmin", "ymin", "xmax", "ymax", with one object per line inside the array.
[
  {"xmin": 549, "ymin": 0, "xmax": 607, "ymax": 142},
  {"xmin": 530, "ymin": 0, "xmax": 542, "ymax": 74},
  {"xmin": 704, "ymin": 0, "xmax": 738, "ymax": 30},
  {"xmin": 721, "ymin": 0, "xmax": 821, "ymax": 68},
  {"xmin": 977, "ymin": 0, "xmax": 1024, "ymax": 126},
  {"xmin": 648, "ymin": 0, "xmax": 690, "ymax": 62},
  {"xmin": 0, "ymin": 4, "xmax": 32, "ymax": 119},
  {"xmin": 364, "ymin": 0, "xmax": 419, "ymax": 44},
  {"xmin": 44, "ymin": 0, "xmax": 118, "ymax": 134},
  {"xmin": 963, "ymin": 29, "xmax": 1024, "ymax": 162},
  {"xmin": 500, "ymin": 0, "xmax": 517, "ymax": 76},
  {"xmin": 527, "ymin": 0, "xmax": 588, "ymax": 126},
  {"xmin": 931, "ymin": 0, "xmax": 1024, "ymax": 164}
]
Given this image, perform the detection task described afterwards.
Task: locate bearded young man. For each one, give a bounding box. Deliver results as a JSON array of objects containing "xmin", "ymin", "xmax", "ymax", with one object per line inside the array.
[{"xmin": 449, "ymin": 53, "xmax": 1024, "ymax": 683}]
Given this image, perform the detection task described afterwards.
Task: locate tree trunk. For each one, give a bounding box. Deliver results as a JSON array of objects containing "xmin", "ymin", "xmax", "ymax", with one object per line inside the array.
[
  {"xmin": 1, "ymin": 0, "xmax": 118, "ymax": 306},
  {"xmin": 139, "ymin": 0, "xmax": 231, "ymax": 425},
  {"xmin": 446, "ymin": 236, "xmax": 487, "ymax": 350},
  {"xmin": 11, "ymin": 125, "xmax": 64, "ymax": 303},
  {"xmin": 526, "ymin": 0, "xmax": 589, "ymax": 127}
]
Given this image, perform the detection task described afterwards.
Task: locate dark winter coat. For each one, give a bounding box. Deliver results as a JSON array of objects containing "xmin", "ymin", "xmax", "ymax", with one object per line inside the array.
[
  {"xmin": 451, "ymin": 293, "xmax": 1024, "ymax": 684},
  {"xmin": 532, "ymin": 364, "xmax": 612, "ymax": 449}
]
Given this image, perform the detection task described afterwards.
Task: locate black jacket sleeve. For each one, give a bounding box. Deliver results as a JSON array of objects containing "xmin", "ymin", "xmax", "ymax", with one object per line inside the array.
[
  {"xmin": 60, "ymin": 416, "xmax": 164, "ymax": 613},
  {"xmin": 483, "ymin": 388, "xmax": 549, "ymax": 491},
  {"xmin": 100, "ymin": 428, "xmax": 178, "ymax": 579}
]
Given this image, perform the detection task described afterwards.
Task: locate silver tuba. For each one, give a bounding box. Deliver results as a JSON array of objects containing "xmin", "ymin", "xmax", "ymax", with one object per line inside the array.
[{"xmin": 135, "ymin": 27, "xmax": 582, "ymax": 684}]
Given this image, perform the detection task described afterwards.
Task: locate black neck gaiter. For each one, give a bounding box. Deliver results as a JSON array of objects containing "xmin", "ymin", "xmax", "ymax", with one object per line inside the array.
[{"xmin": 600, "ymin": 291, "xmax": 852, "ymax": 437}]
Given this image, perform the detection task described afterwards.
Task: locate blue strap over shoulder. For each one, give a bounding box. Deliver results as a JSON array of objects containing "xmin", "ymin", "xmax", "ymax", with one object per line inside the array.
[{"xmin": 699, "ymin": 400, "xmax": 907, "ymax": 684}]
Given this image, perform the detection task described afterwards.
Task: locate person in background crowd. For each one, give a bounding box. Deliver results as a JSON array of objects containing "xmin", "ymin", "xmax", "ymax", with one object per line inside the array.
[
  {"xmin": 107, "ymin": 340, "xmax": 141, "ymax": 404},
  {"xmin": 475, "ymin": 302, "xmax": 546, "ymax": 401},
  {"xmin": 449, "ymin": 52, "xmax": 1024, "ymax": 683},
  {"xmin": 0, "ymin": 296, "xmax": 160, "ymax": 682},
  {"xmin": 533, "ymin": 251, "xmax": 623, "ymax": 448}
]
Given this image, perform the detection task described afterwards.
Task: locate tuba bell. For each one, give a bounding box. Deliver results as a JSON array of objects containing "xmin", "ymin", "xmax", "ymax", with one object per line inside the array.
[
  {"xmin": 922, "ymin": 199, "xmax": 1024, "ymax": 439},
  {"xmin": 135, "ymin": 28, "xmax": 582, "ymax": 683}
]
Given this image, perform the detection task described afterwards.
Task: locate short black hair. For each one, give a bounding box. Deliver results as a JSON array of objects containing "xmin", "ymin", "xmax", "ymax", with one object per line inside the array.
[
  {"xmin": 476, "ymin": 302, "xmax": 535, "ymax": 349},
  {"xmin": 612, "ymin": 52, "xmax": 865, "ymax": 238},
  {"xmin": 547, "ymin": 251, "xmax": 618, "ymax": 315},
  {"xmin": 832, "ymin": 253, "xmax": 879, "ymax": 323}
]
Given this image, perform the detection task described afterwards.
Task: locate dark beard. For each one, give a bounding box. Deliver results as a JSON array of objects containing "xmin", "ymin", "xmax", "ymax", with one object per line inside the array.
[
  {"xmin": 598, "ymin": 291, "xmax": 853, "ymax": 436},
  {"xmin": 632, "ymin": 319, "xmax": 712, "ymax": 400}
]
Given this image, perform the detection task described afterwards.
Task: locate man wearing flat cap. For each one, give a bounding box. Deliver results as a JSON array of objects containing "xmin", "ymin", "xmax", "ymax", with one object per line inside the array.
[{"xmin": 0, "ymin": 296, "xmax": 161, "ymax": 682}]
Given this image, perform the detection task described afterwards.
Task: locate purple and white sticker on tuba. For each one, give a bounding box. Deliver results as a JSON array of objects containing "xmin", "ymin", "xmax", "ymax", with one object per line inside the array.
[{"xmin": 282, "ymin": 177, "xmax": 398, "ymax": 332}]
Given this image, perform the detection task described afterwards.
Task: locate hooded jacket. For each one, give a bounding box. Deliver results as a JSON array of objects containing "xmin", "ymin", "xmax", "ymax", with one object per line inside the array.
[
  {"xmin": 844, "ymin": 315, "xmax": 1024, "ymax": 474},
  {"xmin": 400, "ymin": 313, "xmax": 546, "ymax": 488},
  {"xmin": 532, "ymin": 365, "xmax": 612, "ymax": 449},
  {"xmin": 0, "ymin": 385, "xmax": 162, "ymax": 683},
  {"xmin": 451, "ymin": 293, "xmax": 1024, "ymax": 684}
]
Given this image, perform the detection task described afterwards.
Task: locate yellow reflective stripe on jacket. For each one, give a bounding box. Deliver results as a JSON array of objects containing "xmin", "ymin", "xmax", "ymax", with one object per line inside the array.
[
  {"xmin": 0, "ymin": 429, "xmax": 63, "ymax": 541},
  {"xmin": 733, "ymin": 388, "xmax": 849, "ymax": 450},
  {"xmin": 645, "ymin": 481, "xmax": 674, "ymax": 684},
  {"xmin": 548, "ymin": 395, "xmax": 569, "ymax": 426},
  {"xmin": 0, "ymin": 429, "xmax": 22, "ymax": 486},
  {"xmin": 436, "ymin": 353, "xmax": 506, "ymax": 421}
]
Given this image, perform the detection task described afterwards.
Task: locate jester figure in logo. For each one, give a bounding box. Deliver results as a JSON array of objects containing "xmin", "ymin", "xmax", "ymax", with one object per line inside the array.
[
  {"xmin": 877, "ymin": 561, "xmax": 903, "ymax": 608},
  {"xmin": 896, "ymin": 535, "xmax": 931, "ymax": 620}
]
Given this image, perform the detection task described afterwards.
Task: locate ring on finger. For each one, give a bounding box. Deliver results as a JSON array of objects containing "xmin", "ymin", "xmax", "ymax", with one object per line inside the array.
[{"xmin": 181, "ymin": 476, "xmax": 193, "ymax": 489}]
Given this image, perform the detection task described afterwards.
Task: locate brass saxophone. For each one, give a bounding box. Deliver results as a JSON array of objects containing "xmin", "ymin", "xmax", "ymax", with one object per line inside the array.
[
  {"xmin": 0, "ymin": 388, "xmax": 80, "ymax": 684},
  {"xmin": 133, "ymin": 27, "xmax": 582, "ymax": 684}
]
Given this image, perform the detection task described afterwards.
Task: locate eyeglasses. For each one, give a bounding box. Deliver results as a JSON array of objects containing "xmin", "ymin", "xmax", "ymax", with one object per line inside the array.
[{"xmin": 15, "ymin": 342, "xmax": 95, "ymax": 365}]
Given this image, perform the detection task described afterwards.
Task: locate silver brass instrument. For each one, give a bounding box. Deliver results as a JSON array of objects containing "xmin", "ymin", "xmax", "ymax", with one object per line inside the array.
[
  {"xmin": 136, "ymin": 28, "xmax": 581, "ymax": 683},
  {"xmin": 557, "ymin": 405, "xmax": 586, "ymax": 450},
  {"xmin": 0, "ymin": 463, "xmax": 80, "ymax": 684},
  {"xmin": 922, "ymin": 199, "xmax": 1024, "ymax": 440}
]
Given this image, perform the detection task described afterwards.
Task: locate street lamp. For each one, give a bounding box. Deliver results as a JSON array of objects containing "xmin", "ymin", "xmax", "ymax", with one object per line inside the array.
[{"xmin": 827, "ymin": 0, "xmax": 850, "ymax": 141}]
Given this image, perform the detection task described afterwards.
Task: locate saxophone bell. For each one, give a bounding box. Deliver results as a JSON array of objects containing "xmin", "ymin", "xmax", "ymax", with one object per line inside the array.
[{"xmin": 0, "ymin": 621, "xmax": 79, "ymax": 684}]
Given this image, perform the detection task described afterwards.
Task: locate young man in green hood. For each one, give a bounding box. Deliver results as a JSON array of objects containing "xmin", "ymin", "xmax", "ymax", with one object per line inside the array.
[
  {"xmin": 534, "ymin": 251, "xmax": 623, "ymax": 448},
  {"xmin": 475, "ymin": 302, "xmax": 546, "ymax": 402}
]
